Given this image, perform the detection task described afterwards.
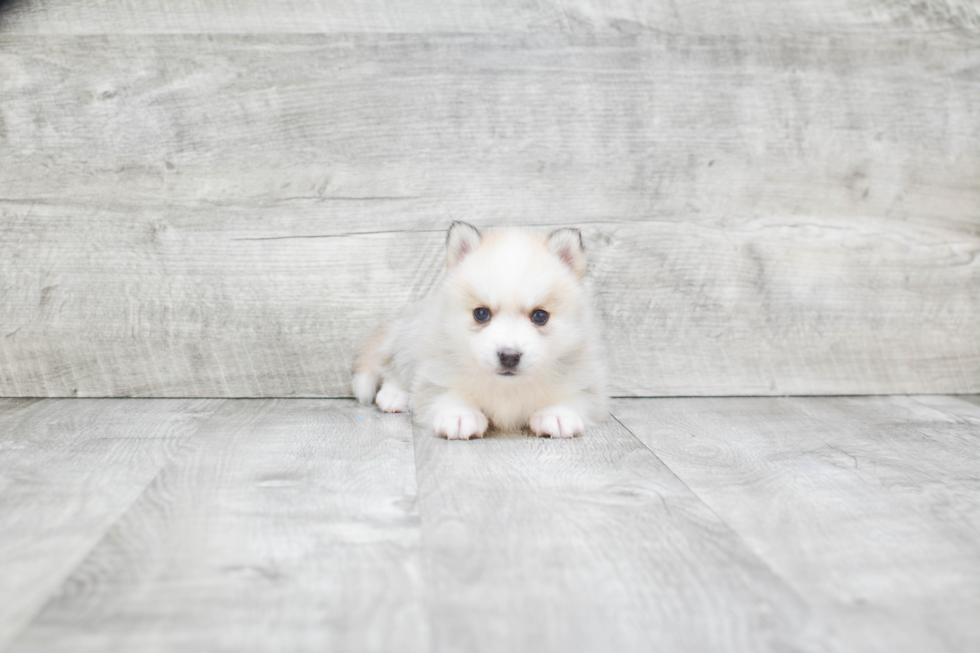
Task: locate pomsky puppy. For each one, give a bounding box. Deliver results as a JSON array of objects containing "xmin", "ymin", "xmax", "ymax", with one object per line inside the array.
[{"xmin": 352, "ymin": 221, "xmax": 606, "ymax": 440}]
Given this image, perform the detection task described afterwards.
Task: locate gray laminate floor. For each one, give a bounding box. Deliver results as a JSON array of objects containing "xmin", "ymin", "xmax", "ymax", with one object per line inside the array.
[{"xmin": 0, "ymin": 395, "xmax": 978, "ymax": 652}]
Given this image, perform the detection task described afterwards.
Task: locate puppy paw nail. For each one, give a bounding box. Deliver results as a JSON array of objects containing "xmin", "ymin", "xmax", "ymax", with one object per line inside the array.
[
  {"xmin": 530, "ymin": 407, "xmax": 584, "ymax": 439},
  {"xmin": 434, "ymin": 410, "xmax": 488, "ymax": 440}
]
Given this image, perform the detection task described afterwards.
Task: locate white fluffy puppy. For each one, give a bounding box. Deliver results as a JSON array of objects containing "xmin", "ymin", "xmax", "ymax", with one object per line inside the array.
[{"xmin": 352, "ymin": 221, "xmax": 606, "ymax": 440}]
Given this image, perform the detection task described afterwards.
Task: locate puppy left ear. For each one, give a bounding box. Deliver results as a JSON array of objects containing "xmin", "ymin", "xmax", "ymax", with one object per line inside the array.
[
  {"xmin": 446, "ymin": 221, "xmax": 482, "ymax": 269},
  {"xmin": 547, "ymin": 228, "xmax": 587, "ymax": 279}
]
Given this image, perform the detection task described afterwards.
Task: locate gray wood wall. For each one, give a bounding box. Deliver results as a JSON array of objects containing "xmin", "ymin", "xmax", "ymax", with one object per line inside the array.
[{"xmin": 1, "ymin": 0, "xmax": 978, "ymax": 397}]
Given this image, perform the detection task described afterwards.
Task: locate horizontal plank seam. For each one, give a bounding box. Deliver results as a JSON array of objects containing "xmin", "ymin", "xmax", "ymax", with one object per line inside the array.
[
  {"xmin": 5, "ymin": 393, "xmax": 975, "ymax": 400},
  {"xmin": 908, "ymin": 395, "xmax": 980, "ymax": 426},
  {"xmin": 0, "ymin": 397, "xmax": 46, "ymax": 423},
  {"xmin": 232, "ymin": 227, "xmax": 444, "ymax": 241},
  {"xmin": 610, "ymin": 393, "xmax": 979, "ymax": 399},
  {"xmin": 219, "ymin": 219, "xmax": 650, "ymax": 241},
  {"xmin": 0, "ymin": 29, "xmax": 976, "ymax": 40}
]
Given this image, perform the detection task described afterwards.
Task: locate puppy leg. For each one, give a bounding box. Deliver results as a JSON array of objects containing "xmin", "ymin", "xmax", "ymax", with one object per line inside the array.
[
  {"xmin": 427, "ymin": 394, "xmax": 489, "ymax": 440},
  {"xmin": 352, "ymin": 327, "xmax": 388, "ymax": 404},
  {"xmin": 376, "ymin": 379, "xmax": 411, "ymax": 413},
  {"xmin": 352, "ymin": 373, "xmax": 378, "ymax": 405},
  {"xmin": 530, "ymin": 404, "xmax": 585, "ymax": 439}
]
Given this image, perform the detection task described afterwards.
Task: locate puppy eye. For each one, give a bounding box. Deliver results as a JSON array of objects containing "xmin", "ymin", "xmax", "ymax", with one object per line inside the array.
[
  {"xmin": 473, "ymin": 307, "xmax": 492, "ymax": 323},
  {"xmin": 531, "ymin": 309, "xmax": 549, "ymax": 326}
]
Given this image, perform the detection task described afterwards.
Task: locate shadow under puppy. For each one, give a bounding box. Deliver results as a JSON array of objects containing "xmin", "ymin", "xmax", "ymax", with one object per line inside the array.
[{"xmin": 353, "ymin": 221, "xmax": 606, "ymax": 439}]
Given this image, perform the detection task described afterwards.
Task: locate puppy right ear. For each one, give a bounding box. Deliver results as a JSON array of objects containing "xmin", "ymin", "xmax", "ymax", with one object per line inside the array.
[
  {"xmin": 547, "ymin": 227, "xmax": 587, "ymax": 279},
  {"xmin": 446, "ymin": 221, "xmax": 482, "ymax": 268}
]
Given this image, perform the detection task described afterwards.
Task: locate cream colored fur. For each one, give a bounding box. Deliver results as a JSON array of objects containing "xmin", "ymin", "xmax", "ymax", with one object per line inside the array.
[{"xmin": 353, "ymin": 222, "xmax": 606, "ymax": 440}]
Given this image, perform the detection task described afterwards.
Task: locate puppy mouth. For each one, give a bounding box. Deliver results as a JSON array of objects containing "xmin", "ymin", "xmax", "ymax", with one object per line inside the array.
[{"xmin": 497, "ymin": 370, "xmax": 519, "ymax": 377}]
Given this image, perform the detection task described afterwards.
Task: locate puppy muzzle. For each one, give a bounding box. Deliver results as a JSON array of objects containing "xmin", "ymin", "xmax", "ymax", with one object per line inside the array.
[{"xmin": 497, "ymin": 348, "xmax": 522, "ymax": 375}]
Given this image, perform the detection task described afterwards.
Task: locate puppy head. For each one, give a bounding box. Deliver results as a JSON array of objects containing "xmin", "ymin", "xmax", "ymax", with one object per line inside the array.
[{"xmin": 442, "ymin": 222, "xmax": 590, "ymax": 379}]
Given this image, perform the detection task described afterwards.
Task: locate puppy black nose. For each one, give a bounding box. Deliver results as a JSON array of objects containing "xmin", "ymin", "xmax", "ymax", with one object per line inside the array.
[{"xmin": 498, "ymin": 349, "xmax": 522, "ymax": 369}]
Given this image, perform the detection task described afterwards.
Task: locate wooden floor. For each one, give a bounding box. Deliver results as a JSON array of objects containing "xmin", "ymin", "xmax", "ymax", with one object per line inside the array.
[{"xmin": 0, "ymin": 396, "xmax": 977, "ymax": 652}]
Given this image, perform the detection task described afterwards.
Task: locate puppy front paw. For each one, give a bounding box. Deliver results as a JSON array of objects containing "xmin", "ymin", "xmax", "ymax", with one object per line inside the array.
[
  {"xmin": 530, "ymin": 406, "xmax": 585, "ymax": 439},
  {"xmin": 376, "ymin": 383, "xmax": 410, "ymax": 413},
  {"xmin": 434, "ymin": 408, "xmax": 489, "ymax": 440}
]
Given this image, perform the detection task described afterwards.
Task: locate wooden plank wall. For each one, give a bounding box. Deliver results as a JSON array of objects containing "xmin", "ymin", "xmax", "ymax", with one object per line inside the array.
[{"xmin": 0, "ymin": 0, "xmax": 978, "ymax": 397}]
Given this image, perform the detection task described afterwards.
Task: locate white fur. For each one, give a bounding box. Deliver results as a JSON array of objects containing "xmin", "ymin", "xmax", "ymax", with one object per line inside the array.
[
  {"xmin": 351, "ymin": 373, "xmax": 378, "ymax": 405},
  {"xmin": 353, "ymin": 224, "xmax": 607, "ymax": 439},
  {"xmin": 376, "ymin": 380, "xmax": 410, "ymax": 413},
  {"xmin": 429, "ymin": 393, "xmax": 490, "ymax": 440},
  {"xmin": 530, "ymin": 405, "xmax": 585, "ymax": 439}
]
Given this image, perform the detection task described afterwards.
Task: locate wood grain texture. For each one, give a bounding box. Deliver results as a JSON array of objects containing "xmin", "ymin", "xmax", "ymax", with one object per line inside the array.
[
  {"xmin": 2, "ymin": 396, "xmax": 978, "ymax": 651},
  {"xmin": 612, "ymin": 396, "xmax": 980, "ymax": 653},
  {"xmin": 0, "ymin": 398, "xmax": 220, "ymax": 649},
  {"xmin": 2, "ymin": 34, "xmax": 977, "ymax": 219},
  {"xmin": 6, "ymin": 400, "xmax": 426, "ymax": 653},
  {"xmin": 2, "ymin": 0, "xmax": 979, "ymax": 36},
  {"xmin": 0, "ymin": 31, "xmax": 977, "ymax": 397},
  {"xmin": 412, "ymin": 418, "xmax": 828, "ymax": 653},
  {"xmin": 2, "ymin": 206, "xmax": 977, "ymax": 397}
]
